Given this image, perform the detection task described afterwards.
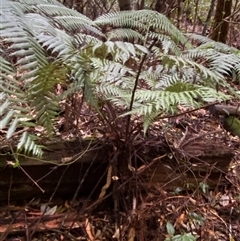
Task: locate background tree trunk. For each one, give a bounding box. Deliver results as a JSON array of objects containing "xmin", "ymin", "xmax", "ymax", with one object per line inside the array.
[
  {"xmin": 139, "ymin": 0, "xmax": 145, "ymax": 9},
  {"xmin": 202, "ymin": 0, "xmax": 216, "ymax": 35},
  {"xmin": 210, "ymin": 0, "xmax": 232, "ymax": 43},
  {"xmin": 154, "ymin": 0, "xmax": 169, "ymax": 14},
  {"xmin": 133, "ymin": 0, "xmax": 145, "ymax": 9},
  {"xmin": 154, "ymin": 0, "xmax": 177, "ymax": 18},
  {"xmin": 117, "ymin": 0, "xmax": 132, "ymax": 10},
  {"xmin": 176, "ymin": 0, "xmax": 182, "ymax": 28}
]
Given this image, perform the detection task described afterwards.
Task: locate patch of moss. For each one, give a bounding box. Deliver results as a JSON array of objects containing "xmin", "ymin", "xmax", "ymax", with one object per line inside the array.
[{"xmin": 224, "ymin": 116, "xmax": 240, "ymax": 137}]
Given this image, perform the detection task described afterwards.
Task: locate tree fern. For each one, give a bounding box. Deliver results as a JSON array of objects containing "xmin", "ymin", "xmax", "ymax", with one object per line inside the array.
[{"xmin": 1, "ymin": 0, "xmax": 239, "ymax": 157}]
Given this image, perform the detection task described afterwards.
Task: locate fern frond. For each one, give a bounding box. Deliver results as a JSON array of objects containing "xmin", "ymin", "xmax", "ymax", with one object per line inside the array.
[
  {"xmin": 141, "ymin": 70, "xmax": 189, "ymax": 89},
  {"xmin": 98, "ymin": 84, "xmax": 130, "ymax": 102},
  {"xmin": 7, "ymin": 117, "xmax": 19, "ymax": 139},
  {"xmin": 1, "ymin": 3, "xmax": 48, "ymax": 83},
  {"xmin": 236, "ymin": 62, "xmax": 240, "ymax": 81},
  {"xmin": 161, "ymin": 54, "xmax": 223, "ymax": 84},
  {"xmin": 91, "ymin": 40, "xmax": 148, "ymax": 65},
  {"xmin": 208, "ymin": 53, "xmax": 239, "ymax": 75},
  {"xmin": 74, "ymin": 33, "xmax": 102, "ymax": 46},
  {"xmin": 83, "ymin": 72, "xmax": 100, "ymax": 110},
  {"xmin": 17, "ymin": 131, "xmax": 43, "ymax": 156},
  {"xmin": 0, "ymin": 57, "xmax": 13, "ymax": 74},
  {"xmin": 30, "ymin": 2, "xmax": 103, "ymax": 36},
  {"xmin": 28, "ymin": 62, "xmax": 69, "ymax": 133},
  {"xmin": 187, "ymin": 33, "xmax": 239, "ymax": 54},
  {"xmin": 120, "ymin": 83, "xmax": 230, "ymax": 118},
  {"xmin": 150, "ymin": 33, "xmax": 181, "ymax": 55},
  {"xmin": 95, "ymin": 10, "xmax": 189, "ymax": 47},
  {"xmin": 107, "ymin": 28, "xmax": 144, "ymax": 42},
  {"xmin": 183, "ymin": 37, "xmax": 240, "ymax": 82},
  {"xmin": 0, "ymin": 75, "xmax": 35, "ymax": 153},
  {"xmin": 38, "ymin": 28, "xmax": 75, "ymax": 56}
]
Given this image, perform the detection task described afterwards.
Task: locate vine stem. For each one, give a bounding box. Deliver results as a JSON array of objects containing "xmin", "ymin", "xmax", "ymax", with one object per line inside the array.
[{"xmin": 125, "ymin": 39, "xmax": 157, "ymax": 142}]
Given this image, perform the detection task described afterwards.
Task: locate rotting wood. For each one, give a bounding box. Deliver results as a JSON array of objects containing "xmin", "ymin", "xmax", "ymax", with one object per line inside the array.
[
  {"xmin": 0, "ymin": 138, "xmax": 103, "ymax": 166},
  {"xmin": 209, "ymin": 104, "xmax": 240, "ymax": 116},
  {"xmin": 0, "ymin": 137, "xmax": 234, "ymax": 203},
  {"xmin": 0, "ymin": 211, "xmax": 82, "ymax": 237}
]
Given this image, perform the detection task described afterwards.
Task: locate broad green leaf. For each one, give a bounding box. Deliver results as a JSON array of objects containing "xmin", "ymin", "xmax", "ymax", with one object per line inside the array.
[{"xmin": 166, "ymin": 222, "xmax": 175, "ymax": 236}]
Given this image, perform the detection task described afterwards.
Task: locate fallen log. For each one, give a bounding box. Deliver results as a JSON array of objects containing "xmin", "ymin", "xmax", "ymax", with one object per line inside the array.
[
  {"xmin": 0, "ymin": 137, "xmax": 234, "ymax": 203},
  {"xmin": 209, "ymin": 104, "xmax": 240, "ymax": 116},
  {"xmin": 0, "ymin": 138, "xmax": 109, "ymax": 203}
]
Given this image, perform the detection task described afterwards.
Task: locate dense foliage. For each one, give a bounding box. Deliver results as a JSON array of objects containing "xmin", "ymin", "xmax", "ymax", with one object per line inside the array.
[{"xmin": 1, "ymin": 0, "xmax": 240, "ymax": 156}]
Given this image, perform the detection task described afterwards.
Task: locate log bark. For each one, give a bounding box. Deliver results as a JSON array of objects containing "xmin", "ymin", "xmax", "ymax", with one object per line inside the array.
[
  {"xmin": 209, "ymin": 104, "xmax": 240, "ymax": 116},
  {"xmin": 0, "ymin": 137, "xmax": 234, "ymax": 203}
]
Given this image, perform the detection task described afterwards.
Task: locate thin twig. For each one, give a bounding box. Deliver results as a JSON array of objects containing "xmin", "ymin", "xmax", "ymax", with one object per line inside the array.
[
  {"xmin": 82, "ymin": 154, "xmax": 167, "ymax": 213},
  {"xmin": 19, "ymin": 165, "xmax": 45, "ymax": 193},
  {"xmin": 30, "ymin": 165, "xmax": 70, "ymax": 238}
]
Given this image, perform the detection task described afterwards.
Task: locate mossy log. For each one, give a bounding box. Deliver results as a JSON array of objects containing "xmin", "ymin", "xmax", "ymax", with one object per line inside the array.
[{"xmin": 209, "ymin": 104, "xmax": 240, "ymax": 116}]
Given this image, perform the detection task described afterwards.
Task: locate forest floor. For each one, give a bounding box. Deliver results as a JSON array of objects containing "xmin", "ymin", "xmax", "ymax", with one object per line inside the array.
[{"xmin": 1, "ymin": 97, "xmax": 240, "ymax": 241}]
